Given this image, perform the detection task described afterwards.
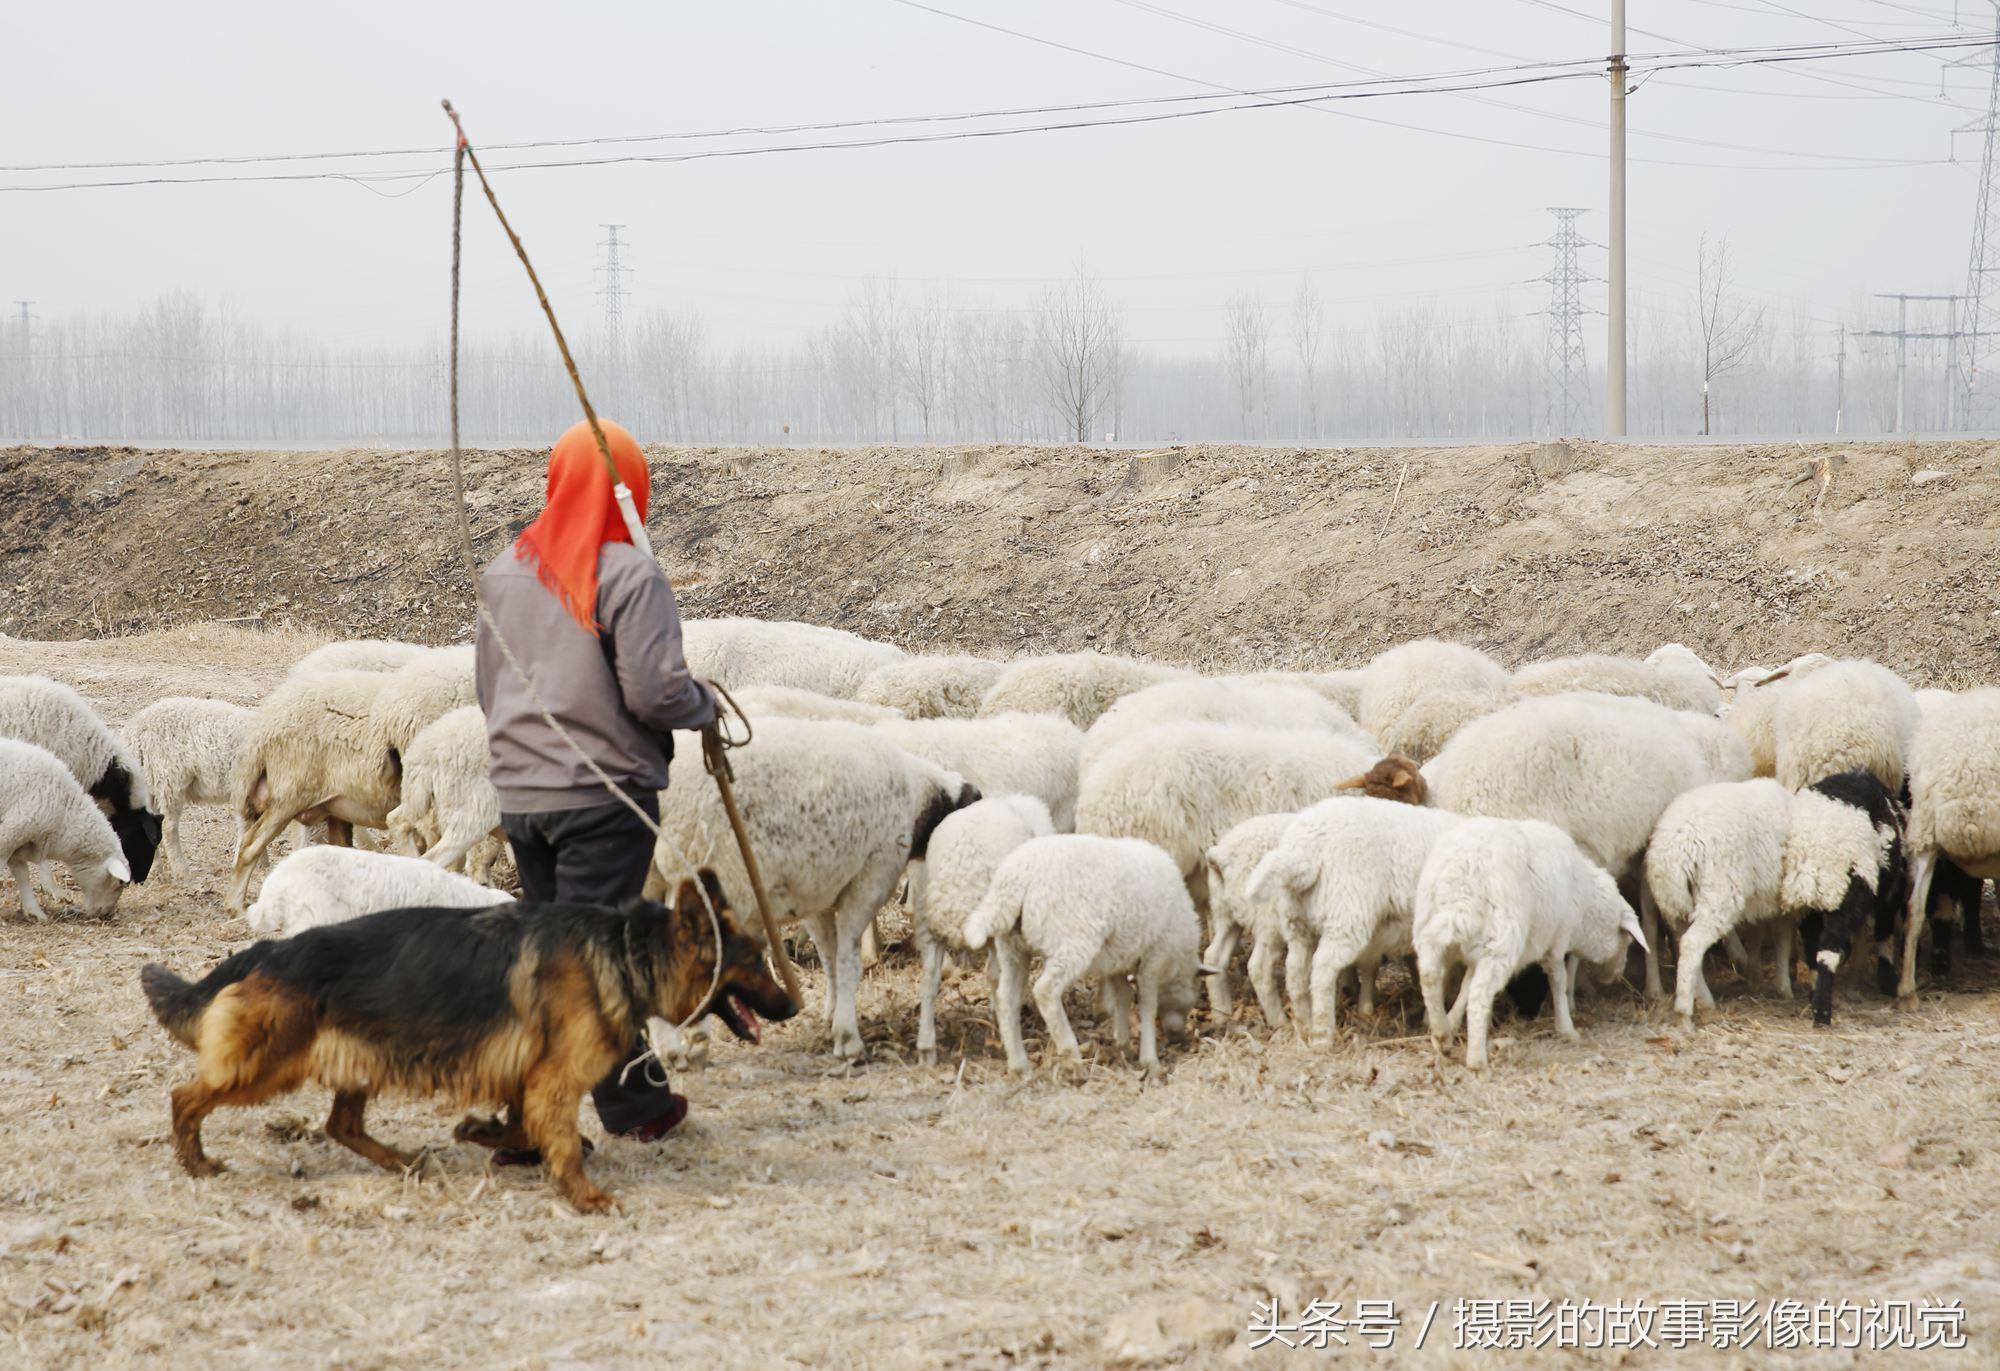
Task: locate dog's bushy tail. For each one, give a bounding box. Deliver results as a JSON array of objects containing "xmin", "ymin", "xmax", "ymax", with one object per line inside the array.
[{"xmin": 141, "ymin": 963, "xmax": 207, "ymax": 1047}]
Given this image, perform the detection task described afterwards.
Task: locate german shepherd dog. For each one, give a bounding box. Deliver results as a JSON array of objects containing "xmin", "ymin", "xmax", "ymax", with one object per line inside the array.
[{"xmin": 140, "ymin": 871, "xmax": 796, "ymax": 1213}]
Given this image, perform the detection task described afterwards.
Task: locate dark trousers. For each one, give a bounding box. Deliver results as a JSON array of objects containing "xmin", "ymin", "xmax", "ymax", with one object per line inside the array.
[{"xmin": 501, "ymin": 791, "xmax": 674, "ymax": 1134}]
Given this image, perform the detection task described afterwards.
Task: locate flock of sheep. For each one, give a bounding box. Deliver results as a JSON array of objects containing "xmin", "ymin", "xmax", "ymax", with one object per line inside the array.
[{"xmin": 3, "ymin": 617, "xmax": 1997, "ymax": 1075}]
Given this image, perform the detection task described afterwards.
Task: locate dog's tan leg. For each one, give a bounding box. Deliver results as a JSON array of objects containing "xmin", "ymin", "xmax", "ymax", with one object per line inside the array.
[
  {"xmin": 324, "ymin": 1090, "xmax": 415, "ymax": 1172},
  {"xmin": 522, "ymin": 1068, "xmax": 611, "ymax": 1214},
  {"xmin": 170, "ymin": 1080, "xmax": 229, "ymax": 1177},
  {"xmin": 454, "ymin": 1094, "xmax": 529, "ymax": 1151}
]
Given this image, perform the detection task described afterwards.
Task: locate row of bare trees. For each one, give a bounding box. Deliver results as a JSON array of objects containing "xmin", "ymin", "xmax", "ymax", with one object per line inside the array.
[{"xmin": 0, "ymin": 251, "xmax": 1961, "ymax": 444}]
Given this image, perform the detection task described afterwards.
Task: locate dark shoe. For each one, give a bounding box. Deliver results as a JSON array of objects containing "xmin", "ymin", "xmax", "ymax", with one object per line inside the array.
[
  {"xmin": 490, "ymin": 1137, "xmax": 595, "ymax": 1169},
  {"xmin": 611, "ymin": 1094, "xmax": 688, "ymax": 1143}
]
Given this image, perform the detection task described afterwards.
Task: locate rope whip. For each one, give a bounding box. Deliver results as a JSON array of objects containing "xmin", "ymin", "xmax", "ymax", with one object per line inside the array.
[{"xmin": 439, "ymin": 102, "xmax": 800, "ymax": 1060}]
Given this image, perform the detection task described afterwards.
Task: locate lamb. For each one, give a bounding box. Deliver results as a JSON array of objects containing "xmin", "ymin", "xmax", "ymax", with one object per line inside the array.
[
  {"xmin": 1247, "ymin": 796, "xmax": 1466, "ymax": 1045},
  {"xmin": 644, "ymin": 717, "xmax": 980, "ymax": 1059},
  {"xmin": 1725, "ymin": 652, "xmax": 1837, "ymax": 776},
  {"xmin": 963, "ymin": 833, "xmax": 1203, "ymax": 1079},
  {"xmin": 1900, "ymin": 687, "xmax": 2000, "ymax": 1001},
  {"xmin": 288, "ymin": 639, "xmax": 430, "ymax": 676},
  {"xmin": 1199, "ymin": 813, "xmax": 1297, "ymax": 1024},
  {"xmin": 1514, "ymin": 652, "xmax": 1722, "ymax": 716},
  {"xmin": 383, "ymin": 705, "xmax": 506, "ymax": 884},
  {"xmin": 1413, "ymin": 817, "xmax": 1646, "ymax": 1069},
  {"xmin": 908, "ymin": 795, "xmax": 1055, "ymax": 1063},
  {"xmin": 1772, "ymin": 659, "xmax": 1919, "ymax": 794},
  {"xmin": 227, "ymin": 670, "xmax": 401, "ymax": 914},
  {"xmin": 1074, "ymin": 723, "xmax": 1381, "ymax": 907},
  {"xmin": 1214, "ymin": 669, "xmax": 1365, "ymax": 717},
  {"xmin": 1078, "ymin": 678, "xmax": 1372, "ymax": 777},
  {"xmin": 370, "ymin": 646, "xmax": 478, "ymax": 754},
  {"xmin": 681, "ymin": 617, "xmax": 907, "ymax": 700},
  {"xmin": 1788, "ymin": 770, "xmax": 1905, "ymax": 1026},
  {"xmin": 1378, "ymin": 687, "xmax": 1512, "ymax": 765},
  {"xmin": 122, "ymin": 697, "xmax": 253, "ymax": 881},
  {"xmin": 0, "ymin": 675, "xmax": 160, "ymax": 881},
  {"xmin": 243, "ymin": 845, "xmax": 512, "ymax": 938},
  {"xmin": 977, "ymin": 651, "xmax": 1192, "ymax": 730},
  {"xmin": 1355, "ymin": 638, "xmax": 1509, "ymax": 742},
  {"xmin": 871, "ymin": 713, "xmax": 1084, "ymax": 832},
  {"xmin": 731, "ymin": 684, "xmax": 905, "ymax": 725},
  {"xmin": 0, "ymin": 739, "xmax": 132, "ymax": 920},
  {"xmin": 857, "ymin": 654, "xmax": 1007, "ymax": 719}
]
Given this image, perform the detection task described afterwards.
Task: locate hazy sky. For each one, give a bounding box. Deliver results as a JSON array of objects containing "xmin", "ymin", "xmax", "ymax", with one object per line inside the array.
[{"xmin": 3, "ymin": 0, "xmax": 1988, "ymax": 358}]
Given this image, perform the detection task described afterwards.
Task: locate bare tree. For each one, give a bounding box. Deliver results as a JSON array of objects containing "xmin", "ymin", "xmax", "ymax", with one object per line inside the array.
[
  {"xmin": 1289, "ymin": 276, "xmax": 1324, "ymax": 439},
  {"xmin": 899, "ymin": 286, "xmax": 953, "ymax": 442},
  {"xmin": 1695, "ymin": 233, "xmax": 1764, "ymax": 436},
  {"xmin": 1223, "ymin": 290, "xmax": 1269, "ymax": 438},
  {"xmin": 1034, "ymin": 262, "xmax": 1121, "ymax": 442}
]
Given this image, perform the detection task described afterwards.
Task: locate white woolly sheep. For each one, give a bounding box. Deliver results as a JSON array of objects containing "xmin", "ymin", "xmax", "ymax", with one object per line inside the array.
[
  {"xmin": 872, "ymin": 713, "xmax": 1084, "ymax": 833},
  {"xmin": 682, "ymin": 617, "xmax": 907, "ymax": 700},
  {"xmin": 384, "ymin": 704, "xmax": 506, "ymax": 884},
  {"xmin": 977, "ymin": 651, "xmax": 1192, "ymax": 730},
  {"xmin": 1074, "ymin": 722, "xmax": 1379, "ymax": 907},
  {"xmin": 288, "ymin": 639, "xmax": 430, "ymax": 677},
  {"xmin": 1901, "ymin": 687, "xmax": 2000, "ymax": 1000},
  {"xmin": 1414, "ymin": 817, "xmax": 1646, "ymax": 1069},
  {"xmin": 1772, "ymin": 658, "xmax": 1919, "ymax": 794},
  {"xmin": 645, "ymin": 717, "xmax": 980, "ymax": 1059},
  {"xmin": 908, "ymin": 794, "xmax": 1055, "ymax": 1063},
  {"xmin": 1248, "ymin": 796, "xmax": 1466, "ymax": 1045},
  {"xmin": 1199, "ymin": 812, "xmax": 1297, "ymax": 1025},
  {"xmin": 1514, "ymin": 652, "xmax": 1723, "ymax": 716},
  {"xmin": 1078, "ymin": 678, "xmax": 1372, "ymax": 777},
  {"xmin": 857, "ymin": 654, "xmax": 1007, "ymax": 719},
  {"xmin": 964, "ymin": 833, "xmax": 1203, "ymax": 1078},
  {"xmin": 1378, "ymin": 687, "xmax": 1513, "ymax": 765},
  {"xmin": 1215, "ymin": 669, "xmax": 1366, "ymax": 717},
  {"xmin": 1356, "ymin": 638, "xmax": 1509, "ymax": 742},
  {"xmin": 731, "ymin": 684, "xmax": 905, "ymax": 725},
  {"xmin": 244, "ymin": 845, "xmax": 512, "ymax": 938},
  {"xmin": 124, "ymin": 696, "xmax": 253, "ymax": 881},
  {"xmin": 1724, "ymin": 652, "xmax": 1837, "ymax": 775},
  {"xmin": 0, "ymin": 674, "xmax": 159, "ymax": 882},
  {"xmin": 0, "ymin": 738, "xmax": 131, "ymax": 920},
  {"xmin": 228, "ymin": 670, "xmax": 401, "ymax": 914},
  {"xmin": 370, "ymin": 645, "xmax": 478, "ymax": 754}
]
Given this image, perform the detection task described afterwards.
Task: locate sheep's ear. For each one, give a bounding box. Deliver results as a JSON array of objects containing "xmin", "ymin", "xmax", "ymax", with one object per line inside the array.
[
  {"xmin": 1620, "ymin": 909, "xmax": 1649, "ymax": 954},
  {"xmin": 105, "ymin": 855, "xmax": 132, "ymax": 885},
  {"xmin": 1195, "ymin": 962, "xmax": 1224, "ymax": 977}
]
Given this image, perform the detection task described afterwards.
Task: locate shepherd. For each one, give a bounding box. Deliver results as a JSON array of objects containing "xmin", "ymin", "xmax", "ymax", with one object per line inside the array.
[{"xmin": 465, "ymin": 417, "xmax": 716, "ymax": 1163}]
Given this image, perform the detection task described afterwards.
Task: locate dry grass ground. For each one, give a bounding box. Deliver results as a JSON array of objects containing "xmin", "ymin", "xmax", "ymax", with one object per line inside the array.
[{"xmin": 4, "ymin": 630, "xmax": 1999, "ymax": 1370}]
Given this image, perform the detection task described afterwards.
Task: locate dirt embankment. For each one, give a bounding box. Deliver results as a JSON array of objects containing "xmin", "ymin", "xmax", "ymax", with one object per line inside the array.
[{"xmin": 3, "ymin": 438, "xmax": 1996, "ymax": 681}]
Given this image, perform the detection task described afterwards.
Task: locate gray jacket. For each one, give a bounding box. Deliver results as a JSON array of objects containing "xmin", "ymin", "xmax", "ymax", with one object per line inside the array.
[{"xmin": 475, "ymin": 541, "xmax": 714, "ymax": 814}]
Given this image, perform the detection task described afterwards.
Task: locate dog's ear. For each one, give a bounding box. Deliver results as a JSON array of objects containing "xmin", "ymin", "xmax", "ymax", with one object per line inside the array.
[{"xmin": 696, "ymin": 867, "xmax": 728, "ymax": 914}]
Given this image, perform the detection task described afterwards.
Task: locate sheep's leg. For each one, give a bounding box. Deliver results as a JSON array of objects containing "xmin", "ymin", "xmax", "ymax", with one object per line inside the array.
[
  {"xmin": 1461, "ymin": 959, "xmax": 1510, "ymax": 1070},
  {"xmin": 993, "ymin": 939, "xmax": 1032, "ymax": 1076},
  {"xmin": 1545, "ymin": 955, "xmax": 1577, "ymax": 1040},
  {"xmin": 915, "ymin": 932, "xmax": 946, "ymax": 1066},
  {"xmin": 1136, "ymin": 970, "xmax": 1163, "ymax": 1080},
  {"xmin": 802, "ymin": 914, "xmax": 839, "ymax": 1022},
  {"xmin": 419, "ymin": 828, "xmax": 476, "ymax": 874},
  {"xmin": 859, "ymin": 916, "xmax": 882, "ymax": 971},
  {"xmin": 9, "ymin": 858, "xmax": 47, "ymax": 922},
  {"xmin": 1722, "ymin": 930, "xmax": 1752, "ymax": 976},
  {"xmin": 1771, "ymin": 922, "xmax": 1795, "ymax": 999},
  {"xmin": 31, "ymin": 861, "xmax": 59, "ymax": 897},
  {"xmin": 467, "ymin": 833, "xmax": 504, "ymax": 886},
  {"xmin": 1639, "ymin": 881, "xmax": 1665, "ymax": 1001},
  {"xmin": 1105, "ymin": 975, "xmax": 1134, "ymax": 1056},
  {"xmin": 1307, "ymin": 937, "xmax": 1355, "ymax": 1048},
  {"xmin": 825, "ymin": 856, "xmax": 904, "ymax": 1060},
  {"xmin": 1417, "ymin": 944, "xmax": 1450, "ymax": 1042},
  {"xmin": 160, "ymin": 803, "xmax": 189, "ymax": 882},
  {"xmin": 1899, "ymin": 848, "xmax": 1938, "ymax": 1002},
  {"xmin": 1355, "ymin": 955, "xmax": 1380, "ymax": 1018},
  {"xmin": 1031, "ymin": 958, "xmax": 1086, "ymax": 1069},
  {"xmin": 1444, "ymin": 963, "xmax": 1472, "ymax": 1034},
  {"xmin": 1283, "ymin": 936, "xmax": 1313, "ymax": 1035},
  {"xmin": 1246, "ymin": 932, "xmax": 1286, "ymax": 1031},
  {"xmin": 229, "ymin": 800, "xmax": 314, "ymax": 914},
  {"xmin": 324, "ymin": 818, "xmax": 354, "ymax": 848},
  {"xmin": 1676, "ymin": 919, "xmax": 1723, "ymax": 1026},
  {"xmin": 1202, "ymin": 916, "xmax": 1239, "ymax": 1015}
]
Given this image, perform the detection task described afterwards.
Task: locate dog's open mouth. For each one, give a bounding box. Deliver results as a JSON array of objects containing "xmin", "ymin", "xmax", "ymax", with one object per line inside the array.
[{"xmin": 713, "ymin": 992, "xmax": 762, "ymax": 1044}]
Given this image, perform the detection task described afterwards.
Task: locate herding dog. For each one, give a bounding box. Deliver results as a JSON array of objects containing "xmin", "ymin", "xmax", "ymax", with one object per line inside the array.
[{"xmin": 140, "ymin": 871, "xmax": 795, "ymax": 1213}]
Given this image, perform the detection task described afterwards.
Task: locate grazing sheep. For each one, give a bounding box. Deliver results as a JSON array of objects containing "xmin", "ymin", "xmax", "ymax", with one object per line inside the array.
[
  {"xmin": 977, "ymin": 651, "xmax": 1192, "ymax": 730},
  {"xmin": 1788, "ymin": 769, "xmax": 1905, "ymax": 1026},
  {"xmin": 1773, "ymin": 659, "xmax": 1919, "ymax": 794},
  {"xmin": 123, "ymin": 697, "xmax": 253, "ymax": 881},
  {"xmin": 371, "ymin": 646, "xmax": 478, "ymax": 754},
  {"xmin": 872, "ymin": 713, "xmax": 1084, "ymax": 832},
  {"xmin": 645, "ymin": 717, "xmax": 980, "ymax": 1059},
  {"xmin": 682, "ymin": 617, "xmax": 907, "ymax": 700},
  {"xmin": 1414, "ymin": 817, "xmax": 1646, "ymax": 1069},
  {"xmin": 909, "ymin": 795, "xmax": 1055, "ymax": 1063},
  {"xmin": 1215, "ymin": 669, "xmax": 1365, "ymax": 718},
  {"xmin": 964, "ymin": 834, "xmax": 1203, "ymax": 1079},
  {"xmin": 1079, "ymin": 678, "xmax": 1371, "ymax": 777},
  {"xmin": 1514, "ymin": 652, "xmax": 1723, "ymax": 716},
  {"xmin": 732, "ymin": 684, "xmax": 905, "ymax": 725},
  {"xmin": 0, "ymin": 675, "xmax": 160, "ymax": 882},
  {"xmin": 1725, "ymin": 652, "xmax": 1837, "ymax": 776},
  {"xmin": 1356, "ymin": 639, "xmax": 1509, "ymax": 743},
  {"xmin": 1901, "ymin": 687, "xmax": 2000, "ymax": 1000},
  {"xmin": 1200, "ymin": 812, "xmax": 1296, "ymax": 1024},
  {"xmin": 227, "ymin": 671, "xmax": 401, "ymax": 915},
  {"xmin": 858, "ymin": 655, "xmax": 1007, "ymax": 719},
  {"xmin": 1074, "ymin": 722, "xmax": 1378, "ymax": 906},
  {"xmin": 383, "ymin": 705, "xmax": 505, "ymax": 884},
  {"xmin": 0, "ymin": 739, "xmax": 131, "ymax": 920},
  {"xmin": 288, "ymin": 639, "xmax": 430, "ymax": 677},
  {"xmin": 244, "ymin": 845, "xmax": 512, "ymax": 938},
  {"xmin": 1248, "ymin": 797, "xmax": 1466, "ymax": 1045},
  {"xmin": 1378, "ymin": 687, "xmax": 1512, "ymax": 765}
]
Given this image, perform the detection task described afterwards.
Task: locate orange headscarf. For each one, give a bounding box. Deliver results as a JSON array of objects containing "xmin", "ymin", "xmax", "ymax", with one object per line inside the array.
[{"xmin": 513, "ymin": 419, "xmax": 651, "ymax": 634}]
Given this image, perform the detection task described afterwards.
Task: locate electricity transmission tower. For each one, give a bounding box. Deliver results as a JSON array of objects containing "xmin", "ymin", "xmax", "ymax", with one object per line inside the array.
[
  {"xmin": 596, "ymin": 224, "xmax": 630, "ymax": 351},
  {"xmin": 1958, "ymin": 2, "xmax": 2000, "ymax": 427},
  {"xmin": 1539, "ymin": 208, "xmax": 1592, "ymax": 436}
]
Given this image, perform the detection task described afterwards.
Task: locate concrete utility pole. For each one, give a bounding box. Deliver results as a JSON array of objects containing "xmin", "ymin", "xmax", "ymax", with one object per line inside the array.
[
  {"xmin": 1834, "ymin": 324, "xmax": 1846, "ymax": 435},
  {"xmin": 1862, "ymin": 293, "xmax": 1966, "ymax": 434},
  {"xmin": 12, "ymin": 301, "xmax": 36, "ymax": 439},
  {"xmin": 1607, "ymin": 0, "xmax": 1628, "ymax": 438}
]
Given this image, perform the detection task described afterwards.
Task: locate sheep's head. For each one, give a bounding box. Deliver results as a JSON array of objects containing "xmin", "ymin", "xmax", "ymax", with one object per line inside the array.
[
  {"xmin": 1161, "ymin": 972, "xmax": 1203, "ymax": 1038},
  {"xmin": 1335, "ymin": 755, "xmax": 1427, "ymax": 806}
]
